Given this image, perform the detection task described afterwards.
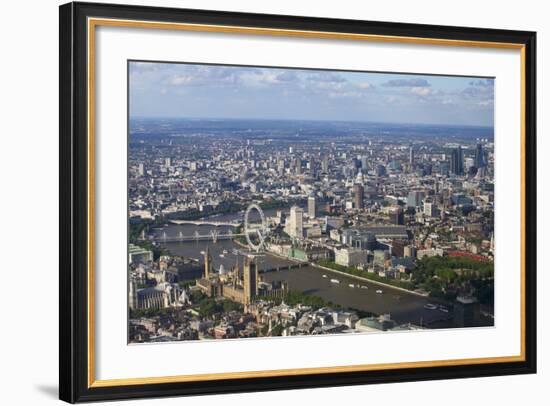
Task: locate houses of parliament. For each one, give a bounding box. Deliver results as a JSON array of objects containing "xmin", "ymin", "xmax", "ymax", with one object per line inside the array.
[{"xmin": 196, "ymin": 247, "xmax": 289, "ymax": 310}]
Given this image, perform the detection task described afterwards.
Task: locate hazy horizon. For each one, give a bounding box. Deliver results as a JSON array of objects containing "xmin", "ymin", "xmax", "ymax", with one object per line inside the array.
[
  {"xmin": 130, "ymin": 61, "xmax": 495, "ymax": 127},
  {"xmin": 130, "ymin": 115, "xmax": 495, "ymax": 129}
]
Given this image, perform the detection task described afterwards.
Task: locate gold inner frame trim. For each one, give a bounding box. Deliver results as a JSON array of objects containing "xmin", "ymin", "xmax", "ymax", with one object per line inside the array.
[{"xmin": 87, "ymin": 17, "xmax": 527, "ymax": 388}]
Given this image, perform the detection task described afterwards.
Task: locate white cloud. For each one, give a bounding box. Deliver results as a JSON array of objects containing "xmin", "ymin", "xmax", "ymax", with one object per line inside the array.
[
  {"xmin": 410, "ymin": 87, "xmax": 432, "ymax": 96},
  {"xmin": 328, "ymin": 91, "xmax": 362, "ymax": 99},
  {"xmin": 477, "ymin": 100, "xmax": 494, "ymax": 107}
]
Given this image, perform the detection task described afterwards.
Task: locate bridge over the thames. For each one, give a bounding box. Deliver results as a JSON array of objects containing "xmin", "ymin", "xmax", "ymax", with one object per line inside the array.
[
  {"xmin": 169, "ymin": 219, "xmax": 241, "ymax": 227},
  {"xmin": 141, "ymin": 230, "xmax": 244, "ymax": 244}
]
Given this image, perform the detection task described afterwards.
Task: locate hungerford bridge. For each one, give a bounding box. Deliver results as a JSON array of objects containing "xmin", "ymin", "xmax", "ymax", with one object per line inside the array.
[
  {"xmin": 142, "ymin": 229, "xmax": 245, "ymax": 244},
  {"xmin": 141, "ymin": 204, "xmax": 268, "ymax": 245},
  {"xmin": 168, "ymin": 219, "xmax": 240, "ymax": 227}
]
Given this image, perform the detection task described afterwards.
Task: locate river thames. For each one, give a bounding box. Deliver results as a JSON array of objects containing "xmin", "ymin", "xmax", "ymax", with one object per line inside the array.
[{"xmin": 150, "ymin": 210, "xmax": 462, "ymax": 328}]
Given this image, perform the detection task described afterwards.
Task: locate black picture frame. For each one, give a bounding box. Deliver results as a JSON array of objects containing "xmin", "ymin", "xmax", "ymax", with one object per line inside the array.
[{"xmin": 60, "ymin": 1, "xmax": 537, "ymax": 403}]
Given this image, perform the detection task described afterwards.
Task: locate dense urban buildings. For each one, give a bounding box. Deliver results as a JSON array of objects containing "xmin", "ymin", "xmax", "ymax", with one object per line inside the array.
[
  {"xmin": 127, "ymin": 62, "xmax": 494, "ymax": 343},
  {"xmin": 127, "ymin": 117, "xmax": 495, "ymax": 343}
]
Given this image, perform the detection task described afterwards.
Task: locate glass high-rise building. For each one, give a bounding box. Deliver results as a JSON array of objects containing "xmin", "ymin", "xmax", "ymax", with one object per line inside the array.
[
  {"xmin": 475, "ymin": 143, "xmax": 486, "ymax": 168},
  {"xmin": 450, "ymin": 146, "xmax": 464, "ymax": 175}
]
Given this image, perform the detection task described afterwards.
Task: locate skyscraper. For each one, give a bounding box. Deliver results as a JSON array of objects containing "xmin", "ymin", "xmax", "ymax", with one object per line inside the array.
[
  {"xmin": 424, "ymin": 199, "xmax": 436, "ymax": 217},
  {"xmin": 409, "ymin": 145, "xmax": 414, "ymax": 165},
  {"xmin": 288, "ymin": 206, "xmax": 304, "ymax": 238},
  {"xmin": 440, "ymin": 162, "xmax": 450, "ymax": 177},
  {"xmin": 138, "ymin": 163, "xmax": 146, "ymax": 176},
  {"xmin": 277, "ymin": 159, "xmax": 285, "ymax": 175},
  {"xmin": 389, "ymin": 206, "xmax": 404, "ymax": 225},
  {"xmin": 475, "ymin": 143, "xmax": 486, "ymax": 168},
  {"xmin": 450, "ymin": 146, "xmax": 464, "ymax": 175},
  {"xmin": 308, "ymin": 195, "xmax": 317, "ymax": 219},
  {"xmin": 354, "ymin": 183, "xmax": 365, "ymax": 210},
  {"xmin": 360, "ymin": 155, "xmax": 368, "ymax": 170},
  {"xmin": 294, "ymin": 157, "xmax": 302, "ymax": 175},
  {"xmin": 321, "ymin": 155, "xmax": 329, "ymax": 173},
  {"xmin": 407, "ymin": 191, "xmax": 425, "ymax": 208}
]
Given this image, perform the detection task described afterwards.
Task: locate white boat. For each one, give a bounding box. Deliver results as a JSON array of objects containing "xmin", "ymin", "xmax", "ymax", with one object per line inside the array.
[
  {"xmin": 222, "ymin": 249, "xmax": 228, "ymax": 254},
  {"xmin": 219, "ymin": 254, "xmax": 225, "ymax": 258},
  {"xmin": 322, "ymin": 274, "xmax": 327, "ymax": 278},
  {"xmin": 424, "ymin": 303, "xmax": 437, "ymax": 310},
  {"xmin": 439, "ymin": 305, "xmax": 449, "ymax": 313},
  {"xmin": 200, "ymin": 251, "xmax": 205, "ymax": 255},
  {"xmin": 376, "ymin": 289, "xmax": 383, "ymax": 294},
  {"xmin": 348, "ymin": 284, "xmax": 355, "ymax": 288},
  {"xmin": 360, "ymin": 285, "xmax": 368, "ymax": 289},
  {"xmin": 330, "ymin": 279, "xmax": 340, "ymax": 284}
]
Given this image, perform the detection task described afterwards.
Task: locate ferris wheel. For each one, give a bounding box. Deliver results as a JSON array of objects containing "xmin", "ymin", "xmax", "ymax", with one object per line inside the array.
[{"xmin": 244, "ymin": 203, "xmax": 269, "ymax": 252}]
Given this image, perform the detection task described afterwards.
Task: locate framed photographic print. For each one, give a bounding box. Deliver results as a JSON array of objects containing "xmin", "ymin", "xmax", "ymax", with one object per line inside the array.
[{"xmin": 59, "ymin": 1, "xmax": 537, "ymax": 403}]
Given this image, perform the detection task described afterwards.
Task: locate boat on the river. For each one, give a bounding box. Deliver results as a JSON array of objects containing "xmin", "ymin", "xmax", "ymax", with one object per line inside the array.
[
  {"xmin": 349, "ymin": 284, "xmax": 355, "ymax": 288},
  {"xmin": 322, "ymin": 274, "xmax": 327, "ymax": 278},
  {"xmin": 424, "ymin": 303, "xmax": 437, "ymax": 310},
  {"xmin": 330, "ymin": 279, "xmax": 340, "ymax": 284},
  {"xmin": 360, "ymin": 285, "xmax": 368, "ymax": 289},
  {"xmin": 376, "ymin": 289, "xmax": 383, "ymax": 294},
  {"xmin": 219, "ymin": 254, "xmax": 225, "ymax": 258},
  {"xmin": 439, "ymin": 305, "xmax": 449, "ymax": 313}
]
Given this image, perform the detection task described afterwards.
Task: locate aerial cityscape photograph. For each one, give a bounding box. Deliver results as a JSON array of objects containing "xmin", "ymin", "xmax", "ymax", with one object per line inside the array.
[{"xmin": 127, "ymin": 61, "xmax": 495, "ymax": 343}]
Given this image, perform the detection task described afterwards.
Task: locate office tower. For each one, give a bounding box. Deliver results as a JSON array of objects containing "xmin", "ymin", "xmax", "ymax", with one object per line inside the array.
[
  {"xmin": 354, "ymin": 183, "xmax": 365, "ymax": 210},
  {"xmin": 409, "ymin": 145, "xmax": 414, "ymax": 165},
  {"xmin": 289, "ymin": 146, "xmax": 294, "ymax": 154},
  {"xmin": 389, "ymin": 206, "xmax": 404, "ymax": 225},
  {"xmin": 308, "ymin": 195, "xmax": 317, "ymax": 219},
  {"xmin": 289, "ymin": 206, "xmax": 304, "ymax": 238},
  {"xmin": 277, "ymin": 159, "xmax": 285, "ymax": 175},
  {"xmin": 361, "ymin": 155, "xmax": 368, "ymax": 169},
  {"xmin": 407, "ymin": 191, "xmax": 425, "ymax": 208},
  {"xmin": 322, "ymin": 155, "xmax": 329, "ymax": 173},
  {"xmin": 376, "ymin": 164, "xmax": 386, "ymax": 177},
  {"xmin": 243, "ymin": 256, "xmax": 258, "ymax": 308},
  {"xmin": 424, "ymin": 163, "xmax": 432, "ymax": 176},
  {"xmin": 138, "ymin": 163, "xmax": 146, "ymax": 176},
  {"xmin": 295, "ymin": 157, "xmax": 302, "ymax": 175},
  {"xmin": 424, "ymin": 199, "xmax": 436, "ymax": 217},
  {"xmin": 440, "ymin": 162, "xmax": 450, "ymax": 177},
  {"xmin": 475, "ymin": 143, "xmax": 486, "ymax": 168},
  {"xmin": 450, "ymin": 146, "xmax": 464, "ymax": 175},
  {"xmin": 165, "ymin": 157, "xmax": 172, "ymax": 167}
]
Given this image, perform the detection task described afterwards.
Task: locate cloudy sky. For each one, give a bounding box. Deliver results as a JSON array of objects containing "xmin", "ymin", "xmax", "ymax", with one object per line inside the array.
[{"xmin": 129, "ymin": 61, "xmax": 494, "ymax": 127}]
